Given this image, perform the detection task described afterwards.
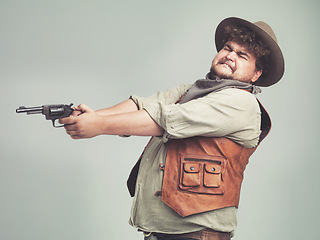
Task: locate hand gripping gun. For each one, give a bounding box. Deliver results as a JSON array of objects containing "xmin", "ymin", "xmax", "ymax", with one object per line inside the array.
[{"xmin": 16, "ymin": 103, "xmax": 74, "ymax": 128}]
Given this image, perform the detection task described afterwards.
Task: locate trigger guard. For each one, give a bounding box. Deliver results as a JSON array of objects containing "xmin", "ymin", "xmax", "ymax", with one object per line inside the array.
[{"xmin": 52, "ymin": 119, "xmax": 65, "ymax": 128}]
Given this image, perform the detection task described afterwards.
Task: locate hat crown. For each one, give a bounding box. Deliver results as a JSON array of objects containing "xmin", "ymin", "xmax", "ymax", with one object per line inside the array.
[{"xmin": 254, "ymin": 21, "xmax": 278, "ymax": 43}]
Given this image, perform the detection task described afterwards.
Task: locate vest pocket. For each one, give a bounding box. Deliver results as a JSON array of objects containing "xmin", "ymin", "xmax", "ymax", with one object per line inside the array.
[
  {"xmin": 179, "ymin": 154, "xmax": 226, "ymax": 195},
  {"xmin": 182, "ymin": 163, "xmax": 201, "ymax": 187},
  {"xmin": 204, "ymin": 163, "xmax": 221, "ymax": 188}
]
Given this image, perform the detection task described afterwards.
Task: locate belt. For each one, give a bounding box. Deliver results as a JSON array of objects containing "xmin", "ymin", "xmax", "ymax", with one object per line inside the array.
[{"xmin": 145, "ymin": 228, "xmax": 231, "ymax": 240}]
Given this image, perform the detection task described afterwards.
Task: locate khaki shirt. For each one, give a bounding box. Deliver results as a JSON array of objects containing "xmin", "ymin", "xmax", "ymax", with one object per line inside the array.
[{"xmin": 129, "ymin": 84, "xmax": 261, "ymax": 234}]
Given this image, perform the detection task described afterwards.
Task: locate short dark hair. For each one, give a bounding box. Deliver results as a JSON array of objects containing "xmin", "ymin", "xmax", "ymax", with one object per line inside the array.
[{"xmin": 223, "ymin": 24, "xmax": 270, "ymax": 74}]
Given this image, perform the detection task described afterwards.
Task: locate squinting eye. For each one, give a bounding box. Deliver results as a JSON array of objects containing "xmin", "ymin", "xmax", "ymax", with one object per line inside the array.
[{"xmin": 239, "ymin": 54, "xmax": 248, "ymax": 60}]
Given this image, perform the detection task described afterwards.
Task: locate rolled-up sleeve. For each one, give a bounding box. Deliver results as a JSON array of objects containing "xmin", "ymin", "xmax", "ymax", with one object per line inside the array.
[
  {"xmin": 143, "ymin": 88, "xmax": 261, "ymax": 148},
  {"xmin": 130, "ymin": 84, "xmax": 192, "ymax": 110}
]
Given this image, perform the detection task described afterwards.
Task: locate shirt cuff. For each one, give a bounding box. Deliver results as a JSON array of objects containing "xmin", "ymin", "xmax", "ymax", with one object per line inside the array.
[
  {"xmin": 130, "ymin": 95, "xmax": 149, "ymax": 110},
  {"xmin": 143, "ymin": 102, "xmax": 178, "ymax": 143}
]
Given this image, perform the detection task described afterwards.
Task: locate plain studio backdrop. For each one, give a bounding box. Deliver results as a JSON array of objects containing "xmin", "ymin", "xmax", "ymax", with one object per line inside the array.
[{"xmin": 1, "ymin": 0, "xmax": 319, "ymax": 239}]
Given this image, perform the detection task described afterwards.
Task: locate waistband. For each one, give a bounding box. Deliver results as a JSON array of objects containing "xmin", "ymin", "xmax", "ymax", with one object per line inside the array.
[{"xmin": 144, "ymin": 228, "xmax": 231, "ymax": 240}]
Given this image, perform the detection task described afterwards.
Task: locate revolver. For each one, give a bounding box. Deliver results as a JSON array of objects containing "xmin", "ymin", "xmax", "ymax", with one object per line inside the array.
[{"xmin": 16, "ymin": 103, "xmax": 74, "ymax": 128}]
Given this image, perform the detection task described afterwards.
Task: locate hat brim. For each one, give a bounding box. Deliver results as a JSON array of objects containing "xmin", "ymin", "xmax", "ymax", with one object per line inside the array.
[{"xmin": 215, "ymin": 17, "xmax": 285, "ymax": 87}]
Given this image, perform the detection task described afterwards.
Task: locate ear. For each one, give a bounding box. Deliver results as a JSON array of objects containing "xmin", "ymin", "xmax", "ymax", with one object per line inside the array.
[{"xmin": 251, "ymin": 70, "xmax": 263, "ymax": 83}]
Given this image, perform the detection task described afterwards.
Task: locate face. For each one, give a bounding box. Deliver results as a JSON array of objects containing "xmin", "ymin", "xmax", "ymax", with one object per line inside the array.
[{"xmin": 210, "ymin": 41, "xmax": 262, "ymax": 83}]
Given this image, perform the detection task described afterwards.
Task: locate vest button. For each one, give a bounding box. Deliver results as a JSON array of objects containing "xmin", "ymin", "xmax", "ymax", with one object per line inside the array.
[
  {"xmin": 211, "ymin": 167, "xmax": 216, "ymax": 171},
  {"xmin": 190, "ymin": 166, "xmax": 195, "ymax": 171}
]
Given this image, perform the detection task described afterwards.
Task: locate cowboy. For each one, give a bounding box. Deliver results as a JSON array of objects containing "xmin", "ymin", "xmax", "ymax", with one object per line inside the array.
[{"xmin": 60, "ymin": 17, "xmax": 284, "ymax": 240}]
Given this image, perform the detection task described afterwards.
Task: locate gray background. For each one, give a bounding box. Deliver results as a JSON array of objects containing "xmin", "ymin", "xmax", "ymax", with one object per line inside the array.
[{"xmin": 1, "ymin": 0, "xmax": 319, "ymax": 239}]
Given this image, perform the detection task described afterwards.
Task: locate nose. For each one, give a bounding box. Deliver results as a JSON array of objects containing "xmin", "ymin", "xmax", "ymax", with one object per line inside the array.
[{"xmin": 226, "ymin": 51, "xmax": 236, "ymax": 61}]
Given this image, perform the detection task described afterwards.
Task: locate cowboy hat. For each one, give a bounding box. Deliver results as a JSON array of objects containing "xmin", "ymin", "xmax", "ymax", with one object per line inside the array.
[{"xmin": 215, "ymin": 17, "xmax": 285, "ymax": 87}]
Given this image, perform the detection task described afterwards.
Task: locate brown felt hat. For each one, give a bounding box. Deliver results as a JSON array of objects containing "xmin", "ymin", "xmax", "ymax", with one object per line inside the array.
[{"xmin": 215, "ymin": 17, "xmax": 285, "ymax": 87}]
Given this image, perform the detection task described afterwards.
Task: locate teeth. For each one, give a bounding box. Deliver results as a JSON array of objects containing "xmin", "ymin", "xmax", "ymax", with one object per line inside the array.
[
  {"xmin": 224, "ymin": 64, "xmax": 231, "ymax": 69},
  {"xmin": 222, "ymin": 63, "xmax": 233, "ymax": 72}
]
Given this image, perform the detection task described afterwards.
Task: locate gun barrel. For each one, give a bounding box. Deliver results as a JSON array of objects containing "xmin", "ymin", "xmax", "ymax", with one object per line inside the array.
[{"xmin": 16, "ymin": 106, "xmax": 44, "ymax": 114}]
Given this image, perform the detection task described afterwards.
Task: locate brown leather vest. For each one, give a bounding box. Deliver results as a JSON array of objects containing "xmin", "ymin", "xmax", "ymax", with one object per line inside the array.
[{"xmin": 127, "ymin": 99, "xmax": 271, "ymax": 217}]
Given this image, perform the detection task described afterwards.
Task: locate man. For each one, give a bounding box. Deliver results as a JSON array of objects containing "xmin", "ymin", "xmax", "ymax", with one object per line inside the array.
[{"xmin": 60, "ymin": 17, "xmax": 284, "ymax": 240}]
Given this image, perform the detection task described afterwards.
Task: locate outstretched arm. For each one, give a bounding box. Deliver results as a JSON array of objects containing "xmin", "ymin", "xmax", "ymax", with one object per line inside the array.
[
  {"xmin": 59, "ymin": 103, "xmax": 164, "ymax": 139},
  {"xmin": 95, "ymin": 99, "xmax": 139, "ymax": 116}
]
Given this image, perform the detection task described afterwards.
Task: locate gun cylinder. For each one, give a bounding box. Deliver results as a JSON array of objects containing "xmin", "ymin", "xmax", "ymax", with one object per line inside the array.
[{"xmin": 49, "ymin": 107, "xmax": 65, "ymax": 116}]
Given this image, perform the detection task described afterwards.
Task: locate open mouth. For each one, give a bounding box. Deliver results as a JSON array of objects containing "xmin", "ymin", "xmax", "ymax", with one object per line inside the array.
[{"xmin": 219, "ymin": 60, "xmax": 235, "ymax": 73}]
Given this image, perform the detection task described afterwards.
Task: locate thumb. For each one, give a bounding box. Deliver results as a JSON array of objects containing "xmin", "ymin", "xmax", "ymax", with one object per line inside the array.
[{"xmin": 76, "ymin": 104, "xmax": 94, "ymax": 113}]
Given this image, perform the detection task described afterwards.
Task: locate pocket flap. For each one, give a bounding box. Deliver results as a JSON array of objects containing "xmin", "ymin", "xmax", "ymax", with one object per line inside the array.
[
  {"xmin": 183, "ymin": 163, "xmax": 200, "ymax": 173},
  {"xmin": 204, "ymin": 163, "xmax": 221, "ymax": 174}
]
